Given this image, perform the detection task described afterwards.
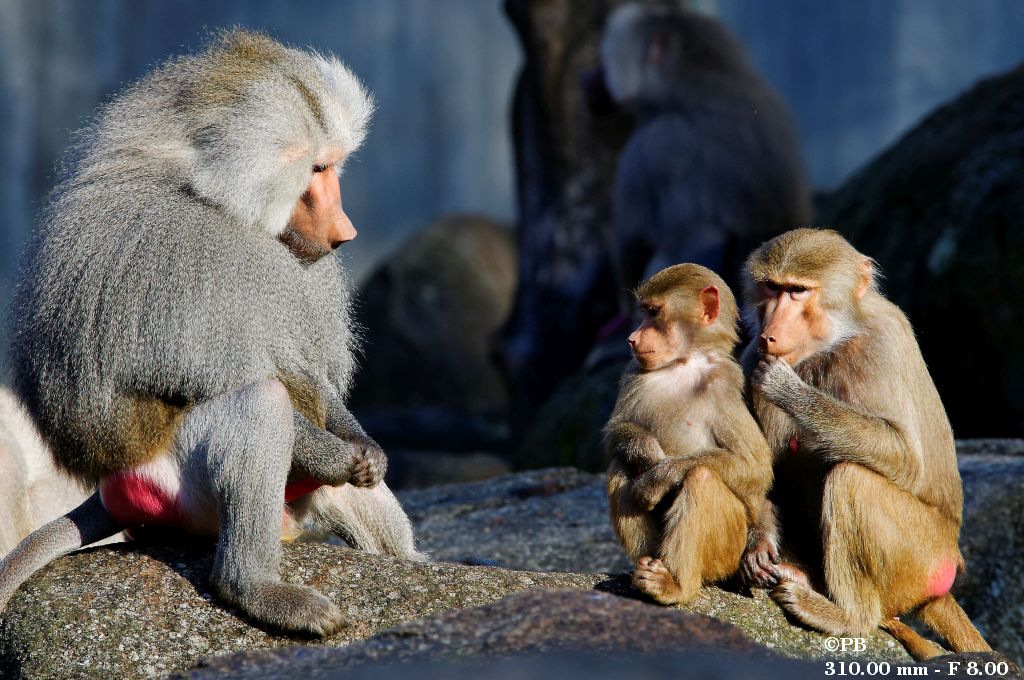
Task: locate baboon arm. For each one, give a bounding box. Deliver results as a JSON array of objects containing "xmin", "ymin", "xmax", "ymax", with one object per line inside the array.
[
  {"xmin": 314, "ymin": 398, "xmax": 388, "ymax": 489},
  {"xmin": 746, "ymin": 497, "xmax": 779, "ymax": 549},
  {"xmin": 740, "ymin": 497, "xmax": 782, "ymax": 588},
  {"xmin": 704, "ymin": 412, "xmax": 774, "ymax": 524},
  {"xmin": 604, "ymin": 421, "xmax": 665, "ymax": 474},
  {"xmin": 323, "ymin": 398, "xmax": 370, "ymax": 440},
  {"xmin": 634, "ymin": 444, "xmax": 764, "ymax": 525},
  {"xmin": 291, "ymin": 410, "xmax": 361, "ymax": 486},
  {"xmin": 782, "ymin": 384, "xmax": 921, "ymax": 491}
]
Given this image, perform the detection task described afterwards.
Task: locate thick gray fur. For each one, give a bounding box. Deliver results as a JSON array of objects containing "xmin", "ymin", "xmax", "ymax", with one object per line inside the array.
[{"xmin": 3, "ymin": 31, "xmax": 423, "ymax": 635}]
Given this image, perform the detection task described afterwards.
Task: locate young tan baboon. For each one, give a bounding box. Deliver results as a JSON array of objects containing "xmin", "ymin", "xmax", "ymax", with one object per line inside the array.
[
  {"xmin": 740, "ymin": 228, "xmax": 991, "ymax": 660},
  {"xmin": 605, "ymin": 264, "xmax": 773, "ymax": 605}
]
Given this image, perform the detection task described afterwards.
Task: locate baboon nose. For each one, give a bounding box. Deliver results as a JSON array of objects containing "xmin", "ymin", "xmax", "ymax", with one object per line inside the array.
[{"xmin": 759, "ymin": 335, "xmax": 774, "ymax": 352}]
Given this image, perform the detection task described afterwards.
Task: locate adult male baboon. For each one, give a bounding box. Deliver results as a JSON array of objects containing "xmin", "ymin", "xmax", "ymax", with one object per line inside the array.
[
  {"xmin": 599, "ymin": 4, "xmax": 810, "ymax": 289},
  {"xmin": 741, "ymin": 229, "xmax": 990, "ymax": 660},
  {"xmin": 0, "ymin": 30, "xmax": 422, "ymax": 637}
]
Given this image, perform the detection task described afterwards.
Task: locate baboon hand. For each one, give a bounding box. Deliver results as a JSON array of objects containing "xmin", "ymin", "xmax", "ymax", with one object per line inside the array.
[
  {"xmin": 751, "ymin": 354, "xmax": 803, "ymax": 404},
  {"xmin": 632, "ymin": 459, "xmax": 683, "ymax": 511},
  {"xmin": 741, "ymin": 538, "xmax": 781, "ymax": 589},
  {"xmin": 349, "ymin": 438, "xmax": 387, "ymax": 488},
  {"xmin": 622, "ymin": 434, "xmax": 667, "ymax": 476}
]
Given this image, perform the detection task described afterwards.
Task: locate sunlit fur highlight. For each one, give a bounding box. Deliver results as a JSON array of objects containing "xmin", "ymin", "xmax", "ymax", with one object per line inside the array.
[{"xmin": 64, "ymin": 29, "xmax": 373, "ymax": 238}]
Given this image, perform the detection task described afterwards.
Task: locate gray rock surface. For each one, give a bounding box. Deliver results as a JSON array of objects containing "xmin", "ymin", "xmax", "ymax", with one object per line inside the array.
[
  {"xmin": 3, "ymin": 442, "xmax": 1020, "ymax": 678},
  {"xmin": 957, "ymin": 442, "xmax": 1024, "ymax": 665},
  {"xmin": 402, "ymin": 445, "xmax": 1024, "ymax": 664},
  {"xmin": 176, "ymin": 589, "xmax": 769, "ymax": 679},
  {"xmin": 180, "ymin": 650, "xmax": 819, "ymax": 680},
  {"xmin": 400, "ymin": 467, "xmax": 629, "ymax": 572},
  {"xmin": 0, "ymin": 541, "xmax": 598, "ymax": 680},
  {"xmin": 0, "ymin": 517, "xmax": 907, "ymax": 679}
]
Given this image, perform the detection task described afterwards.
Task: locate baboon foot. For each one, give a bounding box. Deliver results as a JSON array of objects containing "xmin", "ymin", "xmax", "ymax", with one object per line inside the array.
[
  {"xmin": 632, "ymin": 556, "xmax": 686, "ymax": 605},
  {"xmin": 220, "ymin": 580, "xmax": 346, "ymax": 637}
]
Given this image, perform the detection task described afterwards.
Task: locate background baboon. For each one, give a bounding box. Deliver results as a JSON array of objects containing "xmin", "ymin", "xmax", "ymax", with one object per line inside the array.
[
  {"xmin": 606, "ymin": 264, "xmax": 772, "ymax": 605},
  {"xmin": 741, "ymin": 229, "xmax": 989, "ymax": 660},
  {"xmin": 0, "ymin": 31, "xmax": 422, "ymax": 637},
  {"xmin": 0, "ymin": 388, "xmax": 110, "ymax": 554},
  {"xmin": 601, "ymin": 3, "xmax": 810, "ymax": 293}
]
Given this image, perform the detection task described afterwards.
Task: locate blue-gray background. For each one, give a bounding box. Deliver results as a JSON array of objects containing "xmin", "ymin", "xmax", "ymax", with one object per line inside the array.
[{"xmin": 2, "ymin": 0, "xmax": 1024, "ymax": 371}]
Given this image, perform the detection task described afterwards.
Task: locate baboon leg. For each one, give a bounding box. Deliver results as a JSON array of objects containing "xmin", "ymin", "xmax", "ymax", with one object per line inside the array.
[
  {"xmin": 785, "ymin": 462, "xmax": 981, "ymax": 656},
  {"xmin": 634, "ymin": 465, "xmax": 746, "ymax": 605},
  {"xmin": 182, "ymin": 379, "xmax": 345, "ymax": 636},
  {"xmin": 608, "ymin": 458, "xmax": 659, "ymax": 563}
]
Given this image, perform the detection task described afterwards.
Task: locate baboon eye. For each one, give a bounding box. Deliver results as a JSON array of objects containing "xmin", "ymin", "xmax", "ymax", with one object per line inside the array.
[
  {"xmin": 762, "ymin": 282, "xmax": 782, "ymax": 297},
  {"xmin": 789, "ymin": 286, "xmax": 810, "ymax": 300},
  {"xmin": 312, "ymin": 163, "xmax": 329, "ymax": 173}
]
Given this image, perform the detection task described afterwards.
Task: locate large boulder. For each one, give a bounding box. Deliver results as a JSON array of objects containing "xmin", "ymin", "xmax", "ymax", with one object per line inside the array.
[
  {"xmin": 402, "ymin": 446, "xmax": 1024, "ymax": 664},
  {"xmin": 956, "ymin": 440, "xmax": 1024, "ymax": 665},
  {"xmin": 401, "ymin": 467, "xmax": 628, "ymax": 573},
  {"xmin": 0, "ymin": 542, "xmax": 600, "ymax": 679},
  {"xmin": 818, "ymin": 64, "xmax": 1024, "ymax": 437},
  {"xmin": 3, "ymin": 444, "xmax": 1020, "ymax": 678},
  {"xmin": 0, "ymin": 523, "xmax": 908, "ymax": 679},
  {"xmin": 349, "ymin": 214, "xmax": 516, "ymax": 452}
]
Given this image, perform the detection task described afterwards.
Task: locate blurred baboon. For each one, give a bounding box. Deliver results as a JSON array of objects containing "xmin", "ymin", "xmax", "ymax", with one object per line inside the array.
[
  {"xmin": 600, "ymin": 4, "xmax": 811, "ymax": 290},
  {"xmin": 606, "ymin": 264, "xmax": 772, "ymax": 604},
  {"xmin": 741, "ymin": 229, "xmax": 990, "ymax": 660},
  {"xmin": 0, "ymin": 30, "xmax": 423, "ymax": 637},
  {"xmin": 0, "ymin": 387, "xmax": 104, "ymax": 554}
]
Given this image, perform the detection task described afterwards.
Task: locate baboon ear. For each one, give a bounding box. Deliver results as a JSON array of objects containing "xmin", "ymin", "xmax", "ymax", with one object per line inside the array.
[
  {"xmin": 856, "ymin": 259, "xmax": 874, "ymax": 299},
  {"xmin": 699, "ymin": 286, "xmax": 720, "ymax": 326}
]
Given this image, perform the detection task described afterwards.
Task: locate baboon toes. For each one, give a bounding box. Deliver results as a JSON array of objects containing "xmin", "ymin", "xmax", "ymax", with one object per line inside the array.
[
  {"xmin": 632, "ymin": 557, "xmax": 684, "ymax": 604},
  {"xmin": 234, "ymin": 581, "xmax": 347, "ymax": 637}
]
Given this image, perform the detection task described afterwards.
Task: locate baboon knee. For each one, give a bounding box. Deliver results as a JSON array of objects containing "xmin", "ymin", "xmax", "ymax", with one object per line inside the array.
[
  {"xmin": 685, "ymin": 464, "xmax": 715, "ymax": 486},
  {"xmin": 239, "ymin": 379, "xmax": 293, "ymax": 428}
]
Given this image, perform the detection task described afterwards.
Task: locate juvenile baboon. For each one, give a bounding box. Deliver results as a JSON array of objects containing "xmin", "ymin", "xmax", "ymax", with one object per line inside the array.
[
  {"xmin": 605, "ymin": 264, "xmax": 772, "ymax": 605},
  {"xmin": 740, "ymin": 229, "xmax": 991, "ymax": 660},
  {"xmin": 0, "ymin": 30, "xmax": 423, "ymax": 637},
  {"xmin": 600, "ymin": 4, "xmax": 810, "ymax": 289}
]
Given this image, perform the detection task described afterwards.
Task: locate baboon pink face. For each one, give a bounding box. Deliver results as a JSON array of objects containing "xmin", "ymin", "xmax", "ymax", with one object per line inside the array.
[
  {"xmin": 282, "ymin": 162, "xmax": 357, "ymax": 262},
  {"xmin": 627, "ymin": 286, "xmax": 720, "ymax": 370},
  {"xmin": 756, "ymin": 279, "xmax": 829, "ymax": 364}
]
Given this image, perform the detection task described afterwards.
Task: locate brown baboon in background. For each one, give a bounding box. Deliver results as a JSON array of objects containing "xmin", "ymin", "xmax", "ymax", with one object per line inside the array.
[
  {"xmin": 606, "ymin": 264, "xmax": 772, "ymax": 605},
  {"xmin": 741, "ymin": 228, "xmax": 990, "ymax": 660}
]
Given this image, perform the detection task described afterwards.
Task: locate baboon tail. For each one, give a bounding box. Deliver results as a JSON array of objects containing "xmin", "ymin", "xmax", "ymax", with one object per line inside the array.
[
  {"xmin": 0, "ymin": 492, "xmax": 121, "ymax": 613},
  {"xmin": 880, "ymin": 617, "xmax": 945, "ymax": 661},
  {"xmin": 920, "ymin": 594, "xmax": 992, "ymax": 654}
]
